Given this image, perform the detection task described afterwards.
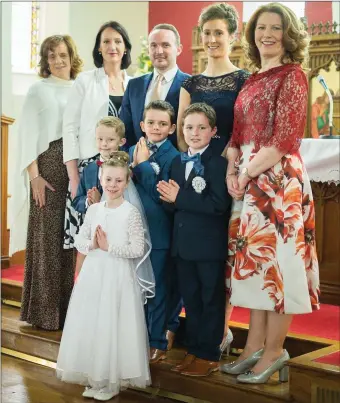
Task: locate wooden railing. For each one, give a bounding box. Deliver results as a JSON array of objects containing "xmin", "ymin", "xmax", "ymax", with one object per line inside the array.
[{"xmin": 1, "ymin": 115, "xmax": 15, "ymax": 269}]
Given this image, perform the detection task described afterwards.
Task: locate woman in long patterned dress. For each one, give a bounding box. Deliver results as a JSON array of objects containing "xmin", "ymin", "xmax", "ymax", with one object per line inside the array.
[
  {"xmin": 221, "ymin": 3, "xmax": 319, "ymax": 383},
  {"xmin": 11, "ymin": 35, "xmax": 83, "ymax": 330},
  {"xmin": 177, "ymin": 2, "xmax": 250, "ymax": 353},
  {"xmin": 62, "ymin": 21, "xmax": 132, "ymax": 249}
]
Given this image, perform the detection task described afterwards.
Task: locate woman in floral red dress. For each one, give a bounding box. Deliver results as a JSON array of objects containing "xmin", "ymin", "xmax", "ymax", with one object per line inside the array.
[{"xmin": 221, "ymin": 3, "xmax": 320, "ymax": 384}]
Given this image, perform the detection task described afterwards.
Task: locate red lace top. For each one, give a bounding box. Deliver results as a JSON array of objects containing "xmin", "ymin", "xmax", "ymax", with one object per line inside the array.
[{"xmin": 229, "ymin": 64, "xmax": 308, "ymax": 153}]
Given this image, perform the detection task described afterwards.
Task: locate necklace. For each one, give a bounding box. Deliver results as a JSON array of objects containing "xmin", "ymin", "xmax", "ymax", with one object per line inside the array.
[{"xmin": 108, "ymin": 77, "xmax": 123, "ymax": 93}]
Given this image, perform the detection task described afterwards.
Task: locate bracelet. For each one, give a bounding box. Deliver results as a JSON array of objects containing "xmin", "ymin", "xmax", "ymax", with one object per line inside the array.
[
  {"xmin": 226, "ymin": 172, "xmax": 237, "ymax": 177},
  {"xmin": 29, "ymin": 174, "xmax": 40, "ymax": 182}
]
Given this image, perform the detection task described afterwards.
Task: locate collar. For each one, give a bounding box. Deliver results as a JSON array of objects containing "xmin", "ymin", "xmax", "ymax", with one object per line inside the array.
[
  {"xmin": 97, "ymin": 67, "xmax": 130, "ymax": 89},
  {"xmin": 46, "ymin": 74, "xmax": 74, "ymax": 87},
  {"xmin": 188, "ymin": 144, "xmax": 209, "ymax": 157},
  {"xmin": 147, "ymin": 138, "xmax": 168, "ymax": 148},
  {"xmin": 153, "ymin": 65, "xmax": 178, "ymax": 83},
  {"xmin": 99, "ymin": 154, "xmax": 108, "ymax": 162}
]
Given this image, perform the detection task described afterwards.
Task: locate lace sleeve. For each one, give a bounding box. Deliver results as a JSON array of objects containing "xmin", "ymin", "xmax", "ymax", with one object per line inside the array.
[
  {"xmin": 74, "ymin": 204, "xmax": 96, "ymax": 254},
  {"xmin": 228, "ymin": 106, "xmax": 241, "ymax": 149},
  {"xmin": 108, "ymin": 207, "xmax": 145, "ymax": 258},
  {"xmin": 266, "ymin": 67, "xmax": 308, "ymax": 153},
  {"xmin": 182, "ymin": 76, "xmax": 193, "ymax": 93}
]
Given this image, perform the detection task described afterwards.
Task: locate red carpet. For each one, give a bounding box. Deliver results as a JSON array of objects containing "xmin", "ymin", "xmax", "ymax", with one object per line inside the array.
[
  {"xmin": 2, "ymin": 264, "xmax": 340, "ymax": 341},
  {"xmin": 314, "ymin": 351, "xmax": 340, "ymax": 366},
  {"xmin": 1, "ymin": 265, "xmax": 24, "ymax": 282},
  {"xmin": 229, "ymin": 305, "xmax": 340, "ymax": 342}
]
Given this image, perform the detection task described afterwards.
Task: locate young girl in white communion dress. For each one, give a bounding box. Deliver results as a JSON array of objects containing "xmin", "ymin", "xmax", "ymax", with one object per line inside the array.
[{"xmin": 56, "ymin": 152, "xmax": 151, "ymax": 401}]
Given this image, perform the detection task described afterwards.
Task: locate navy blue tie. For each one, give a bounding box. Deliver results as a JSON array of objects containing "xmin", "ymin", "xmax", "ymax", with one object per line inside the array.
[
  {"xmin": 180, "ymin": 152, "xmax": 204, "ymax": 176},
  {"xmin": 146, "ymin": 141, "xmax": 158, "ymax": 154}
]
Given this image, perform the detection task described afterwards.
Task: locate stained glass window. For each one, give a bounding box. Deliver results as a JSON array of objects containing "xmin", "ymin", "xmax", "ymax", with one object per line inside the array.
[
  {"xmin": 11, "ymin": 1, "xmax": 40, "ymax": 72},
  {"xmin": 30, "ymin": 2, "xmax": 40, "ymax": 69}
]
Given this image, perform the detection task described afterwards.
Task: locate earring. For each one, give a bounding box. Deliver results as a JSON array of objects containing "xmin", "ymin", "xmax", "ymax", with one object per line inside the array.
[
  {"xmin": 99, "ymin": 51, "xmax": 102, "ymax": 55},
  {"xmin": 124, "ymin": 51, "xmax": 127, "ymax": 55}
]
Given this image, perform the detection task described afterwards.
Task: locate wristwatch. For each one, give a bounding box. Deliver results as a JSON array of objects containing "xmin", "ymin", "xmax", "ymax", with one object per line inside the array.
[{"xmin": 241, "ymin": 167, "xmax": 253, "ymax": 179}]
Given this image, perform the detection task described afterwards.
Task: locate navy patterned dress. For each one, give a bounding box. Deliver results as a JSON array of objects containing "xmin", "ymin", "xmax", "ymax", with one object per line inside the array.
[{"xmin": 182, "ymin": 70, "xmax": 250, "ymax": 156}]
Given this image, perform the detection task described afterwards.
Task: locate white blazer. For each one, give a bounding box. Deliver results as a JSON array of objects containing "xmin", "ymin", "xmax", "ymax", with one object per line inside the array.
[{"xmin": 62, "ymin": 67, "xmax": 130, "ymax": 163}]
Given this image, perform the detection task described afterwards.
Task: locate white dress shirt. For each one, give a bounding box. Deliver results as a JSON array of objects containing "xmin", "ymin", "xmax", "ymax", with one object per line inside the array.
[
  {"xmin": 185, "ymin": 145, "xmax": 209, "ymax": 180},
  {"xmin": 144, "ymin": 65, "xmax": 178, "ymax": 106},
  {"xmin": 63, "ymin": 68, "xmax": 130, "ymax": 163}
]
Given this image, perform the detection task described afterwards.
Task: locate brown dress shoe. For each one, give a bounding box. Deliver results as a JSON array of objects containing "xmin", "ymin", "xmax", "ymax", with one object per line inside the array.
[
  {"xmin": 149, "ymin": 348, "xmax": 167, "ymax": 364},
  {"xmin": 166, "ymin": 330, "xmax": 175, "ymax": 351},
  {"xmin": 171, "ymin": 354, "xmax": 196, "ymax": 372},
  {"xmin": 181, "ymin": 358, "xmax": 219, "ymax": 377}
]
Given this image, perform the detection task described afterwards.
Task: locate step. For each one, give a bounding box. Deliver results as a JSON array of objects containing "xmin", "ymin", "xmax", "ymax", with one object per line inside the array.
[
  {"xmin": 1, "ymin": 279, "xmax": 22, "ymax": 306},
  {"xmin": 2, "ymin": 305, "xmax": 291, "ymax": 403},
  {"xmin": 2, "ymin": 281, "xmax": 334, "ymax": 358},
  {"xmin": 288, "ymin": 344, "xmax": 340, "ymax": 403},
  {"xmin": 1, "ymin": 305, "xmax": 61, "ymax": 362}
]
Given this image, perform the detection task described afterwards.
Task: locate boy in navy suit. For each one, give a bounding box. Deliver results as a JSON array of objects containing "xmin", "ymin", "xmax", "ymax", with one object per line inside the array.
[
  {"xmin": 72, "ymin": 117, "xmax": 126, "ymax": 214},
  {"xmin": 129, "ymin": 100, "xmax": 181, "ymax": 363},
  {"xmin": 157, "ymin": 103, "xmax": 231, "ymax": 377}
]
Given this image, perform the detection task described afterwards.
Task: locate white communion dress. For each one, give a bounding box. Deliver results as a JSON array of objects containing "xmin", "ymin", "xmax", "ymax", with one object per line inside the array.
[{"xmin": 56, "ymin": 201, "xmax": 151, "ymax": 394}]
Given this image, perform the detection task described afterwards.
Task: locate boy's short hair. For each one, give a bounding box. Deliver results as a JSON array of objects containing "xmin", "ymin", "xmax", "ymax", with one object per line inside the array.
[
  {"xmin": 143, "ymin": 100, "xmax": 176, "ymax": 125},
  {"xmin": 182, "ymin": 103, "xmax": 216, "ymax": 128},
  {"xmin": 96, "ymin": 117, "xmax": 125, "ymax": 139}
]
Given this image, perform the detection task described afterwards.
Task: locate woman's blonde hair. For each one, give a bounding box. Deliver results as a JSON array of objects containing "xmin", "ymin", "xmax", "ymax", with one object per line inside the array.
[
  {"xmin": 244, "ymin": 2, "xmax": 309, "ymax": 70},
  {"xmin": 102, "ymin": 151, "xmax": 131, "ymax": 181},
  {"xmin": 39, "ymin": 35, "xmax": 83, "ymax": 79}
]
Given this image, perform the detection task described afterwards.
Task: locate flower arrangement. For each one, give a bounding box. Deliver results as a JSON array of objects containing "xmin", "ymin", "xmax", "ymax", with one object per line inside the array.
[{"xmin": 134, "ymin": 37, "xmax": 153, "ymax": 77}]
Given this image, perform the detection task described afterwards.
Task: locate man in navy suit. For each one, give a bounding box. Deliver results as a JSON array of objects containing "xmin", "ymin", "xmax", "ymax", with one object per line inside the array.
[
  {"xmin": 157, "ymin": 103, "xmax": 231, "ymax": 377},
  {"xmin": 120, "ymin": 23, "xmax": 190, "ymax": 149}
]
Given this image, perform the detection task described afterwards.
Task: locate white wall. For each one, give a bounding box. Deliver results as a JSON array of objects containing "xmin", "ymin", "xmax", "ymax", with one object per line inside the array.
[
  {"xmin": 3, "ymin": 1, "xmax": 148, "ymax": 227},
  {"xmin": 68, "ymin": 2, "xmax": 148, "ymax": 72}
]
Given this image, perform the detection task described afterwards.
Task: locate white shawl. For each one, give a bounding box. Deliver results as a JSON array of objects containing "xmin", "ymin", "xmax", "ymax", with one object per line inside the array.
[{"xmin": 9, "ymin": 75, "xmax": 74, "ymax": 255}]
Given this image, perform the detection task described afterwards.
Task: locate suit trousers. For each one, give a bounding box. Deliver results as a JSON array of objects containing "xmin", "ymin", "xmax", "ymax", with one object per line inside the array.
[
  {"xmin": 165, "ymin": 257, "xmax": 183, "ymax": 333},
  {"xmin": 145, "ymin": 249, "xmax": 170, "ymax": 350},
  {"xmin": 176, "ymin": 257, "xmax": 226, "ymax": 362}
]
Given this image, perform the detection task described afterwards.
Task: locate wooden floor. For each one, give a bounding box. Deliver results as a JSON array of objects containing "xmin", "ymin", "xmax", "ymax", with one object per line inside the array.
[{"xmin": 1, "ymin": 355, "xmax": 177, "ymax": 403}]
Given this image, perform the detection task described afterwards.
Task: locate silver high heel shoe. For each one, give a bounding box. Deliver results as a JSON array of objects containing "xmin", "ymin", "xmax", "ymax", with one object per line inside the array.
[
  {"xmin": 237, "ymin": 349, "xmax": 290, "ymax": 384},
  {"xmin": 220, "ymin": 329, "xmax": 233, "ymax": 356},
  {"xmin": 220, "ymin": 348, "xmax": 264, "ymax": 375}
]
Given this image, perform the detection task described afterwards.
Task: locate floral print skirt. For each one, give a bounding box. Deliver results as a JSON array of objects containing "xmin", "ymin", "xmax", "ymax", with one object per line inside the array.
[{"xmin": 227, "ymin": 143, "xmax": 320, "ymax": 314}]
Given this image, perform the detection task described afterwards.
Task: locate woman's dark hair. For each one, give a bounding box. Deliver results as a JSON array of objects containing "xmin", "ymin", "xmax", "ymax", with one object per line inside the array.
[{"xmin": 92, "ymin": 21, "xmax": 132, "ymax": 69}]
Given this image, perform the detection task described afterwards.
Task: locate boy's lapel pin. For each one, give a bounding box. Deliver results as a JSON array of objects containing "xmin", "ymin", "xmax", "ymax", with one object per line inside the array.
[{"xmin": 192, "ymin": 176, "xmax": 206, "ymax": 193}]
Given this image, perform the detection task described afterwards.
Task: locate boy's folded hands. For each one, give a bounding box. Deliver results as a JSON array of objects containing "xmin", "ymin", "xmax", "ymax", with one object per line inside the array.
[
  {"xmin": 87, "ymin": 187, "xmax": 101, "ymax": 205},
  {"xmin": 157, "ymin": 179, "xmax": 180, "ymax": 203}
]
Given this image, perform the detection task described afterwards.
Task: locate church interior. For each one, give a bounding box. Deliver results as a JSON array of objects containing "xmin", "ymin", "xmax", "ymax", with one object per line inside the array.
[{"xmin": 1, "ymin": 1, "xmax": 340, "ymax": 403}]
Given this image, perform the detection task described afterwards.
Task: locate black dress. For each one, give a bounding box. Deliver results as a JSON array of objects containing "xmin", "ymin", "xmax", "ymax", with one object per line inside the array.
[
  {"xmin": 109, "ymin": 95, "xmax": 123, "ymax": 117},
  {"xmin": 182, "ymin": 70, "xmax": 250, "ymax": 155}
]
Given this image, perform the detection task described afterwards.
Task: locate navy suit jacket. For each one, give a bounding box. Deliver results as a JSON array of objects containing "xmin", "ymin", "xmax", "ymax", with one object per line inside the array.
[
  {"xmin": 120, "ymin": 69, "xmax": 190, "ymax": 148},
  {"xmin": 72, "ymin": 160, "xmax": 102, "ymax": 214},
  {"xmin": 129, "ymin": 139, "xmax": 179, "ymax": 250},
  {"xmin": 166, "ymin": 146, "xmax": 231, "ymax": 261}
]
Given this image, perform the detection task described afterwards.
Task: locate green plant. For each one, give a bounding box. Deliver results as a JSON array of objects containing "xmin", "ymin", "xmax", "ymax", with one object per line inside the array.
[{"xmin": 134, "ymin": 36, "xmax": 153, "ymax": 77}]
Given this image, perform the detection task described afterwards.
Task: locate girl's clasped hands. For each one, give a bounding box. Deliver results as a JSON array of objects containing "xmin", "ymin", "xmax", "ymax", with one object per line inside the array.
[{"xmin": 92, "ymin": 225, "xmax": 109, "ymax": 251}]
